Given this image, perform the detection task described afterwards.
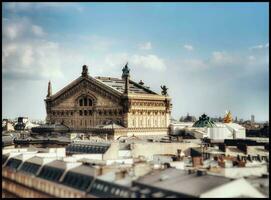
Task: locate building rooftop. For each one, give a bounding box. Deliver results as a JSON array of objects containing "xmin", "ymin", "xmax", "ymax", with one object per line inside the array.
[
  {"xmin": 66, "ymin": 143, "xmax": 110, "ymax": 154},
  {"xmin": 134, "ymin": 168, "xmax": 231, "ymax": 197},
  {"xmin": 95, "ymin": 76, "xmax": 157, "ymax": 95}
]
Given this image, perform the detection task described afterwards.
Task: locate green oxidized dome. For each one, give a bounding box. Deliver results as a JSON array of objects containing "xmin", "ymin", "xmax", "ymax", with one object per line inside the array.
[{"xmin": 192, "ymin": 114, "xmax": 216, "ymax": 128}]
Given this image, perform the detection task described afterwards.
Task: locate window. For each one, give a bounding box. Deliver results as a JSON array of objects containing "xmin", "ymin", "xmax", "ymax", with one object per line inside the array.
[
  {"xmin": 88, "ymin": 110, "xmax": 92, "ymax": 115},
  {"xmin": 84, "ymin": 98, "xmax": 87, "ymax": 106},
  {"xmin": 79, "ymin": 99, "xmax": 83, "ymax": 106},
  {"xmin": 19, "ymin": 162, "xmax": 40, "ymax": 175},
  {"xmin": 79, "ymin": 110, "xmax": 82, "ymax": 116},
  {"xmin": 88, "ymin": 99, "xmax": 92, "ymax": 106},
  {"xmin": 84, "ymin": 110, "xmax": 87, "ymax": 116},
  {"xmin": 38, "ymin": 166, "xmax": 64, "ymax": 182}
]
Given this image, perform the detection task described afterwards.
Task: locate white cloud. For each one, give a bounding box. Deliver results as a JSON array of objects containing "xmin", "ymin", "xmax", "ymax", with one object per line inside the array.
[
  {"xmin": 248, "ymin": 55, "xmax": 256, "ymax": 61},
  {"xmin": 4, "ymin": 2, "xmax": 85, "ymax": 13},
  {"xmin": 82, "ymin": 35, "xmax": 115, "ymax": 52},
  {"xmin": 94, "ymin": 53, "xmax": 166, "ymax": 73},
  {"xmin": 250, "ymin": 43, "xmax": 269, "ymax": 50},
  {"xmin": 131, "ymin": 54, "xmax": 166, "ymax": 71},
  {"xmin": 209, "ymin": 51, "xmax": 234, "ymax": 66},
  {"xmin": 180, "ymin": 59, "xmax": 208, "ymax": 70},
  {"xmin": 138, "ymin": 42, "xmax": 152, "ymax": 50},
  {"xmin": 178, "ymin": 49, "xmax": 268, "ymax": 74},
  {"xmin": 183, "ymin": 44, "xmax": 194, "ymax": 51},
  {"xmin": 2, "ymin": 18, "xmax": 63, "ymax": 80},
  {"xmin": 31, "ymin": 25, "xmax": 45, "ymax": 37}
]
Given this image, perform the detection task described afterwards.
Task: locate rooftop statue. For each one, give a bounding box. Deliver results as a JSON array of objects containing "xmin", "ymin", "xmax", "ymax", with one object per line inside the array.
[
  {"xmin": 139, "ymin": 80, "xmax": 144, "ymax": 85},
  {"xmin": 81, "ymin": 65, "xmax": 89, "ymax": 77},
  {"xmin": 160, "ymin": 85, "xmax": 168, "ymax": 96},
  {"xmin": 122, "ymin": 62, "xmax": 130, "ymax": 77},
  {"xmin": 223, "ymin": 110, "xmax": 233, "ymax": 123}
]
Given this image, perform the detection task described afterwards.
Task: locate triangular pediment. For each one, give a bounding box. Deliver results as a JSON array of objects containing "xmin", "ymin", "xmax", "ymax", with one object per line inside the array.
[{"xmin": 47, "ymin": 76, "xmax": 123, "ymax": 106}]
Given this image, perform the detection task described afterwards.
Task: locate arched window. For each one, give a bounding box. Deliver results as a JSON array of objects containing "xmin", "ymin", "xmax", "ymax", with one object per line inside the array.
[
  {"xmin": 79, "ymin": 110, "xmax": 83, "ymax": 116},
  {"xmin": 84, "ymin": 98, "xmax": 87, "ymax": 106},
  {"xmin": 84, "ymin": 110, "xmax": 87, "ymax": 116},
  {"xmin": 79, "ymin": 97, "xmax": 93, "ymax": 107}
]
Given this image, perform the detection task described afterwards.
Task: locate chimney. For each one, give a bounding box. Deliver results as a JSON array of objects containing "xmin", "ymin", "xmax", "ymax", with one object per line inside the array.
[
  {"xmin": 122, "ymin": 62, "xmax": 130, "ymax": 94},
  {"xmin": 47, "ymin": 80, "xmax": 52, "ymax": 97}
]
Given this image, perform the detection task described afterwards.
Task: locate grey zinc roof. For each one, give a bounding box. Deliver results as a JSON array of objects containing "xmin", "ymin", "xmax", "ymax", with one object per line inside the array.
[
  {"xmin": 66, "ymin": 143, "xmax": 110, "ymax": 154},
  {"xmin": 135, "ymin": 168, "xmax": 231, "ymax": 197},
  {"xmin": 68, "ymin": 165, "xmax": 97, "ymax": 177},
  {"xmin": 95, "ymin": 76, "xmax": 158, "ymax": 95},
  {"xmin": 48, "ymin": 74, "xmax": 160, "ymax": 103}
]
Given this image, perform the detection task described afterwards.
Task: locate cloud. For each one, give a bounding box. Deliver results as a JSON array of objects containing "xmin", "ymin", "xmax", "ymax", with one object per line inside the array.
[
  {"xmin": 183, "ymin": 44, "xmax": 194, "ymax": 51},
  {"xmin": 248, "ymin": 55, "xmax": 256, "ymax": 61},
  {"xmin": 209, "ymin": 51, "xmax": 234, "ymax": 66},
  {"xmin": 31, "ymin": 25, "xmax": 45, "ymax": 37},
  {"xmin": 80, "ymin": 35, "xmax": 115, "ymax": 52},
  {"xmin": 177, "ymin": 49, "xmax": 268, "ymax": 75},
  {"xmin": 4, "ymin": 2, "xmax": 84, "ymax": 12},
  {"xmin": 250, "ymin": 42, "xmax": 269, "ymax": 50},
  {"xmin": 131, "ymin": 54, "xmax": 166, "ymax": 71},
  {"xmin": 139, "ymin": 42, "xmax": 152, "ymax": 50},
  {"xmin": 179, "ymin": 59, "xmax": 208, "ymax": 70},
  {"xmin": 94, "ymin": 53, "xmax": 166, "ymax": 73},
  {"xmin": 2, "ymin": 18, "xmax": 63, "ymax": 80}
]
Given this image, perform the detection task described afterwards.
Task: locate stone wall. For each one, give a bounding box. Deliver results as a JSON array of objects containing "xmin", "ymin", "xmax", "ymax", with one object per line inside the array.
[{"xmin": 130, "ymin": 142, "xmax": 200, "ymax": 161}]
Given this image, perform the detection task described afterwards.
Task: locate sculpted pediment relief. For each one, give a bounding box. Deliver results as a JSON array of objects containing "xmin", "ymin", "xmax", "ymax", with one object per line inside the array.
[{"xmin": 51, "ymin": 78, "xmax": 122, "ymax": 107}]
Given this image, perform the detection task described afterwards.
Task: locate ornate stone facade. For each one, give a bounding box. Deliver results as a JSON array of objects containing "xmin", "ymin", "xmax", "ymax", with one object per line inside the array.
[{"xmin": 45, "ymin": 64, "xmax": 172, "ymax": 136}]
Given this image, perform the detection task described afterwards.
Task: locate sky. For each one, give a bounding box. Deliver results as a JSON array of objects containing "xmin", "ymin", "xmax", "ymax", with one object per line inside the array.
[{"xmin": 2, "ymin": 2, "xmax": 269, "ymax": 122}]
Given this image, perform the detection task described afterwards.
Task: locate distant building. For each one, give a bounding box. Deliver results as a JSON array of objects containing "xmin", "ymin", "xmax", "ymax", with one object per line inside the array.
[
  {"xmin": 14, "ymin": 117, "xmax": 39, "ymax": 131},
  {"xmin": 180, "ymin": 113, "xmax": 196, "ymax": 122},
  {"xmin": 251, "ymin": 115, "xmax": 255, "ymax": 123},
  {"xmin": 172, "ymin": 114, "xmax": 246, "ymax": 140},
  {"xmin": 18, "ymin": 117, "xmax": 28, "ymax": 124},
  {"xmin": 2, "ymin": 119, "xmax": 15, "ymax": 132}
]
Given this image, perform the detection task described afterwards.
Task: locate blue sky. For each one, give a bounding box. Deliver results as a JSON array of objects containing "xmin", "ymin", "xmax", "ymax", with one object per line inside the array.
[{"xmin": 2, "ymin": 2, "xmax": 269, "ymax": 122}]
